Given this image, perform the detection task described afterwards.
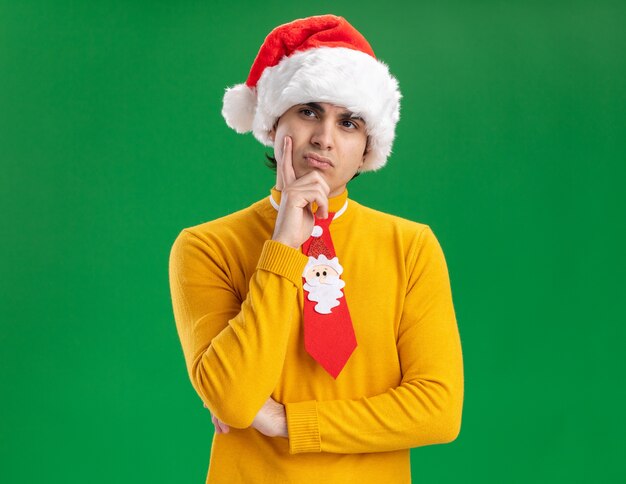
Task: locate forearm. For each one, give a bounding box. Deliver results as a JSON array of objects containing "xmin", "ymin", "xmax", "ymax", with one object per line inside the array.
[
  {"xmin": 286, "ymin": 369, "xmax": 463, "ymax": 454},
  {"xmin": 170, "ymin": 233, "xmax": 308, "ymax": 428},
  {"xmin": 190, "ymin": 267, "xmax": 296, "ymax": 428},
  {"xmin": 286, "ymin": 225, "xmax": 464, "ymax": 454}
]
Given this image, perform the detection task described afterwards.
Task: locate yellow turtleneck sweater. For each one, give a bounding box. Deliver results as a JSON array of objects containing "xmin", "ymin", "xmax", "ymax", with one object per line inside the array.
[{"xmin": 168, "ymin": 187, "xmax": 464, "ymax": 483}]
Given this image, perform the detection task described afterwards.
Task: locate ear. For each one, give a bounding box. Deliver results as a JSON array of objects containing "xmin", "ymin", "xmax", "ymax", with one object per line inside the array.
[
  {"xmin": 269, "ymin": 118, "xmax": 280, "ymax": 142},
  {"xmin": 362, "ymin": 135, "xmax": 371, "ymax": 159},
  {"xmin": 360, "ymin": 142, "xmax": 369, "ymax": 165}
]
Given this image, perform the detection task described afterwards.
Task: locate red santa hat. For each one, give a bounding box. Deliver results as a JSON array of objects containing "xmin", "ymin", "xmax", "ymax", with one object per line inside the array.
[{"xmin": 221, "ymin": 14, "xmax": 402, "ymax": 172}]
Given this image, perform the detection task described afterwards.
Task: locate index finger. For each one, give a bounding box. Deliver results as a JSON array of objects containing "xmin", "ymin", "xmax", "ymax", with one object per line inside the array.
[{"xmin": 280, "ymin": 136, "xmax": 297, "ymax": 186}]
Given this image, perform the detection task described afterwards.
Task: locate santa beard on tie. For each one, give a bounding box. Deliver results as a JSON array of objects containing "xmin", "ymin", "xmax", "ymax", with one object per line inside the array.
[{"xmin": 303, "ymin": 274, "xmax": 346, "ymax": 314}]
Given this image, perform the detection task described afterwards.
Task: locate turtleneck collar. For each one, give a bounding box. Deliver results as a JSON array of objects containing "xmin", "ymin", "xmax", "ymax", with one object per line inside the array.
[{"xmin": 270, "ymin": 186, "xmax": 349, "ymax": 215}]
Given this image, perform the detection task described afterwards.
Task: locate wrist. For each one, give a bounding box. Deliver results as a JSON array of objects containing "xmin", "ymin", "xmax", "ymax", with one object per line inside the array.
[
  {"xmin": 272, "ymin": 236, "xmax": 299, "ymax": 250},
  {"xmin": 277, "ymin": 404, "xmax": 289, "ymax": 438}
]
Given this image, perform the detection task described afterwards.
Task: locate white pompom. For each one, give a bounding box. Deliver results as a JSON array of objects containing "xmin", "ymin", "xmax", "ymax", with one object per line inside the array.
[{"xmin": 221, "ymin": 83, "xmax": 256, "ymax": 133}]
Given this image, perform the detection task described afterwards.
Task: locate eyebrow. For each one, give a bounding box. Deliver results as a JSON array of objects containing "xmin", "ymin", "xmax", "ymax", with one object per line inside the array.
[{"xmin": 304, "ymin": 102, "xmax": 365, "ymax": 123}]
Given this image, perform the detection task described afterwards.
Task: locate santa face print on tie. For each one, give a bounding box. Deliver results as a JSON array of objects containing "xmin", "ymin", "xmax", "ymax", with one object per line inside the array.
[{"xmin": 303, "ymin": 254, "xmax": 346, "ymax": 314}]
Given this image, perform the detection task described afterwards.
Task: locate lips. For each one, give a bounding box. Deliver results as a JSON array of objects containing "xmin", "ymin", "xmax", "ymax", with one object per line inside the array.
[{"xmin": 304, "ymin": 152, "xmax": 334, "ymax": 167}]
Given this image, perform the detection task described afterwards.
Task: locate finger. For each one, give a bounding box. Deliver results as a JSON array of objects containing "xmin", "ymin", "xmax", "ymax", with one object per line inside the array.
[
  {"xmin": 211, "ymin": 414, "xmax": 222, "ymax": 434},
  {"xmin": 286, "ymin": 185, "xmax": 329, "ymax": 219},
  {"xmin": 275, "ymin": 144, "xmax": 284, "ymax": 191},
  {"xmin": 281, "ymin": 136, "xmax": 297, "ymax": 186},
  {"xmin": 315, "ymin": 192, "xmax": 328, "ymax": 219},
  {"xmin": 216, "ymin": 418, "xmax": 229, "ymax": 434},
  {"xmin": 210, "ymin": 412, "xmax": 230, "ymax": 434},
  {"xmin": 310, "ymin": 187, "xmax": 328, "ymax": 219},
  {"xmin": 310, "ymin": 174, "xmax": 329, "ymax": 219},
  {"xmin": 291, "ymin": 170, "xmax": 331, "ymax": 198}
]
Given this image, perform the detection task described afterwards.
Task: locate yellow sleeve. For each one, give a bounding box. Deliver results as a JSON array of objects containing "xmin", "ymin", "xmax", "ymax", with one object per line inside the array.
[
  {"xmin": 285, "ymin": 226, "xmax": 464, "ymax": 454},
  {"xmin": 169, "ymin": 230, "xmax": 308, "ymax": 429}
]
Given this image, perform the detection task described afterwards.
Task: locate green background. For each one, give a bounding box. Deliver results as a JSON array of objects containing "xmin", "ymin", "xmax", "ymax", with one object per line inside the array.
[{"xmin": 2, "ymin": 1, "xmax": 624, "ymax": 482}]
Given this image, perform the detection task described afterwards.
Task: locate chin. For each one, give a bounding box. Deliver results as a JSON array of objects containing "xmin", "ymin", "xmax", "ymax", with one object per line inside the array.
[{"xmin": 298, "ymin": 166, "xmax": 326, "ymax": 177}]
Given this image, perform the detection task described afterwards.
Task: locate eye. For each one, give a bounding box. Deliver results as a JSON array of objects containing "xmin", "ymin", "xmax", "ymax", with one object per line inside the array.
[
  {"xmin": 300, "ymin": 108, "xmax": 316, "ymax": 118},
  {"xmin": 323, "ymin": 271, "xmax": 327, "ymax": 276},
  {"xmin": 315, "ymin": 272, "xmax": 320, "ymax": 277},
  {"xmin": 341, "ymin": 120, "xmax": 358, "ymax": 129}
]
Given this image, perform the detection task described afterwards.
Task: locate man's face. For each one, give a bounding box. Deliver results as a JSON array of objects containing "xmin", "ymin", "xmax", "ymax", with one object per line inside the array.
[{"xmin": 269, "ymin": 102, "xmax": 369, "ymax": 197}]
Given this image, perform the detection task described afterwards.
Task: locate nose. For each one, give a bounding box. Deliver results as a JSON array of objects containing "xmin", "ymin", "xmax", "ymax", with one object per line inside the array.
[{"xmin": 310, "ymin": 119, "xmax": 334, "ymax": 150}]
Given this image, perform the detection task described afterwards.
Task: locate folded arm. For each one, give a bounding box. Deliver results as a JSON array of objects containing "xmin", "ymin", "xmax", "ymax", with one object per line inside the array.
[
  {"xmin": 169, "ymin": 230, "xmax": 308, "ymax": 429},
  {"xmin": 285, "ymin": 226, "xmax": 464, "ymax": 454}
]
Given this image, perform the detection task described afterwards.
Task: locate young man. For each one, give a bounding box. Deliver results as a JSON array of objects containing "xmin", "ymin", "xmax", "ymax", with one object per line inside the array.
[{"xmin": 169, "ymin": 14, "xmax": 464, "ymax": 483}]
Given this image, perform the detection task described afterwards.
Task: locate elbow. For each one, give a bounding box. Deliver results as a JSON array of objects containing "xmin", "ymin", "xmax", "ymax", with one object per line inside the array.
[
  {"xmin": 206, "ymin": 400, "xmax": 257, "ymax": 430},
  {"xmin": 439, "ymin": 405, "xmax": 463, "ymax": 444},
  {"xmin": 189, "ymin": 355, "xmax": 258, "ymax": 429},
  {"xmin": 415, "ymin": 378, "xmax": 463, "ymax": 446},
  {"xmin": 436, "ymin": 386, "xmax": 464, "ymax": 444}
]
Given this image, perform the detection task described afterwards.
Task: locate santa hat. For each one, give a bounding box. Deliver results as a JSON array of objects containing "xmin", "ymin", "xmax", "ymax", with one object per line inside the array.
[{"xmin": 221, "ymin": 14, "xmax": 402, "ymax": 172}]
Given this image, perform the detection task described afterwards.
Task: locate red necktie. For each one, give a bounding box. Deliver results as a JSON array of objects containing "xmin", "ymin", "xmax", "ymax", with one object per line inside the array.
[{"xmin": 301, "ymin": 212, "xmax": 357, "ymax": 379}]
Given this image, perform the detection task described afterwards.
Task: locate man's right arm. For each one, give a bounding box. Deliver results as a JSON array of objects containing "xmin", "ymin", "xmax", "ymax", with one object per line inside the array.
[
  {"xmin": 168, "ymin": 229, "xmax": 308, "ymax": 429},
  {"xmin": 171, "ymin": 135, "xmax": 329, "ymax": 430}
]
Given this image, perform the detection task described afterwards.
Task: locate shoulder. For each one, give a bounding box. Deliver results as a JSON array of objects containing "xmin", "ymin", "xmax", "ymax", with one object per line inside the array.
[
  {"xmin": 348, "ymin": 199, "xmax": 451, "ymax": 262},
  {"xmin": 343, "ymin": 199, "xmax": 444, "ymax": 268},
  {"xmin": 349, "ymin": 199, "xmax": 432, "ymax": 240},
  {"xmin": 169, "ymin": 197, "xmax": 269, "ymax": 261},
  {"xmin": 179, "ymin": 198, "xmax": 266, "ymax": 241}
]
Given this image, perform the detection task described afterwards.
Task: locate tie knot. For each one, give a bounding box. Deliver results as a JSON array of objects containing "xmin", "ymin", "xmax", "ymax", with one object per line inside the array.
[{"xmin": 314, "ymin": 212, "xmax": 335, "ymax": 227}]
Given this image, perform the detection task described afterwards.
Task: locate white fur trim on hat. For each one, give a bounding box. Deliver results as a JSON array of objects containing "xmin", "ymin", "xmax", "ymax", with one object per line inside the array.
[
  {"xmin": 222, "ymin": 47, "xmax": 401, "ymax": 172},
  {"xmin": 221, "ymin": 83, "xmax": 257, "ymax": 133}
]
